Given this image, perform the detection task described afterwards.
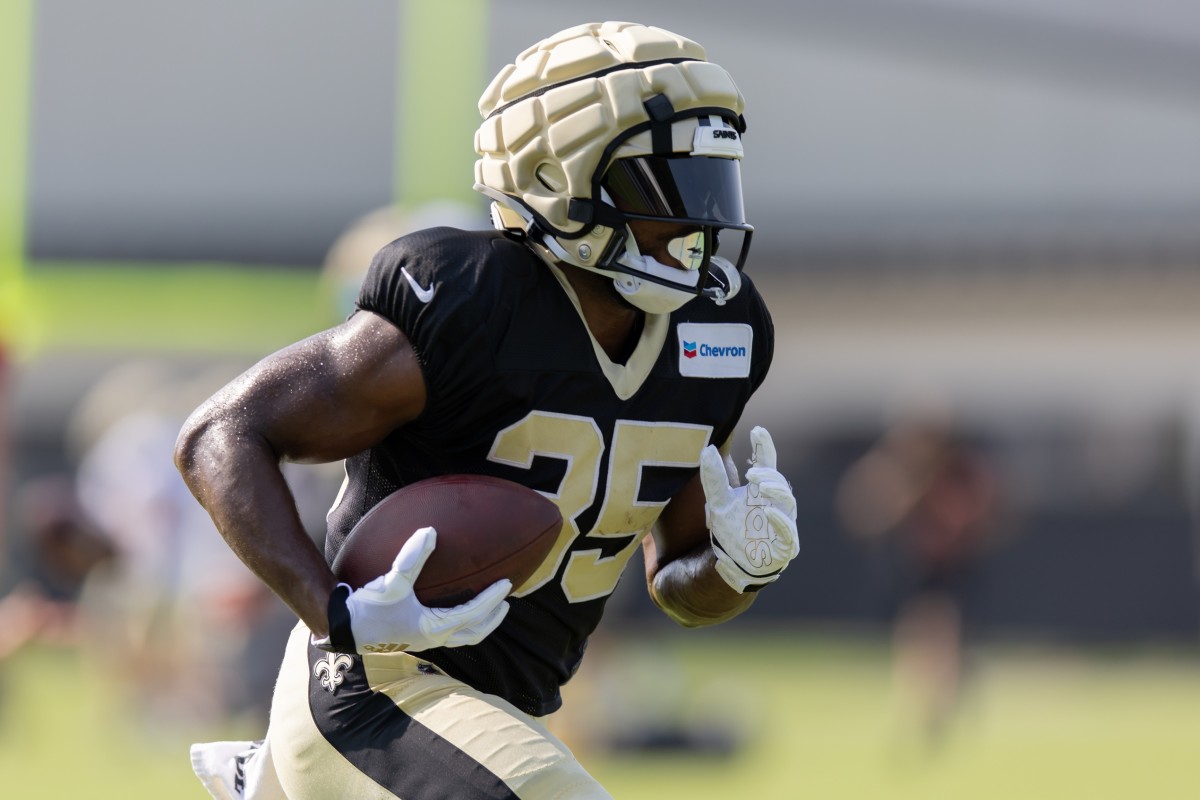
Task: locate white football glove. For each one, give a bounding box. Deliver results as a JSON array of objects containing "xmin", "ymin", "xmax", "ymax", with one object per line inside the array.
[
  {"xmin": 700, "ymin": 426, "xmax": 799, "ymax": 593},
  {"xmin": 316, "ymin": 527, "xmax": 511, "ymax": 654}
]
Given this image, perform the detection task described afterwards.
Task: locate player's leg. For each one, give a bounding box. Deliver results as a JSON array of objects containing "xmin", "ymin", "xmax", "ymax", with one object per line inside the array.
[{"xmin": 270, "ymin": 623, "xmax": 611, "ymax": 800}]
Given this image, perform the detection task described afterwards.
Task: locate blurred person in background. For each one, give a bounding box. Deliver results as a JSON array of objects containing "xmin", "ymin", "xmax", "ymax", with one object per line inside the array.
[
  {"xmin": 67, "ymin": 361, "xmax": 324, "ymax": 732},
  {"xmin": 1174, "ymin": 393, "xmax": 1200, "ymax": 638},
  {"xmin": 837, "ymin": 403, "xmax": 1001, "ymax": 745},
  {"xmin": 0, "ymin": 343, "xmax": 9, "ymax": 579},
  {"xmin": 175, "ymin": 21, "xmax": 799, "ymax": 800},
  {"xmin": 0, "ymin": 347, "xmax": 7, "ymax": 550},
  {"xmin": 0, "ymin": 474, "xmax": 116, "ymax": 665}
]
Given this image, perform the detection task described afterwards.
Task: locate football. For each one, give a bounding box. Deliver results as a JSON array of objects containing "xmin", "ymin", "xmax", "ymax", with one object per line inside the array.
[{"xmin": 330, "ymin": 474, "xmax": 563, "ymax": 607}]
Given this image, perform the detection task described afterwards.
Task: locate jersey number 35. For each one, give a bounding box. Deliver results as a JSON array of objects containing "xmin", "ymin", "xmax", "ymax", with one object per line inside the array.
[{"xmin": 488, "ymin": 411, "xmax": 712, "ymax": 603}]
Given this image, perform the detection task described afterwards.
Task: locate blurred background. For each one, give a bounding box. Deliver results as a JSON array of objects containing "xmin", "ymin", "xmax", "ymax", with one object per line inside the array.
[{"xmin": 2, "ymin": 1, "xmax": 1199, "ymax": 797}]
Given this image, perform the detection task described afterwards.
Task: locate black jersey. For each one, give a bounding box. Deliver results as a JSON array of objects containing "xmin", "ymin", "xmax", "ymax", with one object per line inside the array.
[{"xmin": 325, "ymin": 227, "xmax": 774, "ymax": 716}]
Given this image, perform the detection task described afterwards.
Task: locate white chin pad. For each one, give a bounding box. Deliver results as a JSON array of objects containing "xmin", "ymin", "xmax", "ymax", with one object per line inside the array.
[
  {"xmin": 613, "ymin": 234, "xmax": 702, "ymax": 313},
  {"xmin": 636, "ymin": 254, "xmax": 701, "ymax": 288},
  {"xmin": 620, "ymin": 221, "xmax": 703, "ymax": 287},
  {"xmin": 613, "ymin": 274, "xmax": 695, "ymax": 313}
]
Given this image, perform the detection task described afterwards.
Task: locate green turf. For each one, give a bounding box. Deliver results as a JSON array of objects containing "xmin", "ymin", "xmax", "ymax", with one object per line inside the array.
[
  {"xmin": 17, "ymin": 262, "xmax": 335, "ymax": 356},
  {"xmin": 1, "ymin": 633, "xmax": 1197, "ymax": 799},
  {"xmin": 0, "ymin": 644, "xmax": 208, "ymax": 796},
  {"xmin": 582, "ymin": 634, "xmax": 1200, "ymax": 799}
]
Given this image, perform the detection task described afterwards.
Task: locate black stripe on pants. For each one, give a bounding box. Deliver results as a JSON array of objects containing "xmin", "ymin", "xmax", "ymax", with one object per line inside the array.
[{"xmin": 308, "ymin": 643, "xmax": 520, "ymax": 800}]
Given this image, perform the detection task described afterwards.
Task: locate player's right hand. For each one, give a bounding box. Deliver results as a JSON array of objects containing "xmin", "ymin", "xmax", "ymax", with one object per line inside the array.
[{"xmin": 323, "ymin": 527, "xmax": 511, "ymax": 654}]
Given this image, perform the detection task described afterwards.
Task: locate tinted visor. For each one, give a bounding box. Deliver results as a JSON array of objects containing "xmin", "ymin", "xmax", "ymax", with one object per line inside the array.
[{"xmin": 603, "ymin": 156, "xmax": 747, "ymax": 226}]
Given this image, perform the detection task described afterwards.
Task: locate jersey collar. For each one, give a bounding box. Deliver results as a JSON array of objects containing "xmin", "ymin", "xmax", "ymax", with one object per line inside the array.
[{"xmin": 546, "ymin": 263, "xmax": 669, "ymax": 400}]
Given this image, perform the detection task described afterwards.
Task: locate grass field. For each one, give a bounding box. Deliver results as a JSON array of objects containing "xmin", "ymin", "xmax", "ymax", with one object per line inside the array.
[{"xmin": 1, "ymin": 631, "xmax": 1197, "ymax": 799}]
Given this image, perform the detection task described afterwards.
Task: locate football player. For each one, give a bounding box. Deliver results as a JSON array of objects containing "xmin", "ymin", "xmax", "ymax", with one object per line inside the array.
[{"xmin": 177, "ymin": 21, "xmax": 800, "ymax": 799}]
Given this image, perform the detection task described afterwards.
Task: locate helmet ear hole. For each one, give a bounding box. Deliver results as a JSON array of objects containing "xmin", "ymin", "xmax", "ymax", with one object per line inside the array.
[{"xmin": 535, "ymin": 165, "xmax": 566, "ymax": 193}]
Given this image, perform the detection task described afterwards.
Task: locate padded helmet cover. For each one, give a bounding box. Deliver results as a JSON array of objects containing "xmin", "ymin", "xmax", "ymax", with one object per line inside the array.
[{"xmin": 474, "ymin": 21, "xmax": 747, "ymax": 275}]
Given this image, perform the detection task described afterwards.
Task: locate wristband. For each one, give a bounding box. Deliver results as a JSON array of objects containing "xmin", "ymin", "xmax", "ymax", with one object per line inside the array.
[
  {"xmin": 315, "ymin": 583, "xmax": 356, "ymax": 653},
  {"xmin": 711, "ymin": 536, "xmax": 783, "ymax": 593}
]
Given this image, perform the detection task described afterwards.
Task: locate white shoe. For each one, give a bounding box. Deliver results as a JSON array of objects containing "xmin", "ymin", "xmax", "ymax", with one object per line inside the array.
[{"xmin": 191, "ymin": 738, "xmax": 285, "ymax": 800}]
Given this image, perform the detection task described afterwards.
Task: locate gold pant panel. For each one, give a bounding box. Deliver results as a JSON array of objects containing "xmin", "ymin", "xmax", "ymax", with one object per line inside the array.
[{"xmin": 267, "ymin": 624, "xmax": 611, "ymax": 800}]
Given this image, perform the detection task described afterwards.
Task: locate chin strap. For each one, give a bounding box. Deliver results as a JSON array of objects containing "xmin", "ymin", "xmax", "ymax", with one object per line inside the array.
[
  {"xmin": 611, "ymin": 247, "xmax": 701, "ymax": 313},
  {"xmin": 613, "ymin": 272, "xmax": 697, "ymax": 314},
  {"xmin": 312, "ymin": 583, "xmax": 356, "ymax": 653}
]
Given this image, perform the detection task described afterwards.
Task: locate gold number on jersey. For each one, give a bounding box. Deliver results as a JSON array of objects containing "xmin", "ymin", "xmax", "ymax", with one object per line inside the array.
[
  {"xmin": 489, "ymin": 413, "xmax": 711, "ymax": 602},
  {"xmin": 488, "ymin": 412, "xmax": 603, "ymax": 597}
]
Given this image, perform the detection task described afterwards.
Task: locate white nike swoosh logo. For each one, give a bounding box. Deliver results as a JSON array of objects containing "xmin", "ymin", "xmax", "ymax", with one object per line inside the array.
[{"xmin": 400, "ymin": 267, "xmax": 436, "ymax": 303}]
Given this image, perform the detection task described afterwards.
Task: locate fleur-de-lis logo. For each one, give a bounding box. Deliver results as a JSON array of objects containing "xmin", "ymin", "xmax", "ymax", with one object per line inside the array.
[{"xmin": 313, "ymin": 653, "xmax": 354, "ymax": 694}]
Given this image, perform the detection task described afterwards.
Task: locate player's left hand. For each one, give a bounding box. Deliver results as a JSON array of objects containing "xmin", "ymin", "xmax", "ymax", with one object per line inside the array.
[{"xmin": 700, "ymin": 426, "xmax": 799, "ymax": 593}]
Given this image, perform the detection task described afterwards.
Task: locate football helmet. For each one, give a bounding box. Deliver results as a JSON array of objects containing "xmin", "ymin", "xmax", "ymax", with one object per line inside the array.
[{"xmin": 474, "ymin": 21, "xmax": 752, "ymax": 312}]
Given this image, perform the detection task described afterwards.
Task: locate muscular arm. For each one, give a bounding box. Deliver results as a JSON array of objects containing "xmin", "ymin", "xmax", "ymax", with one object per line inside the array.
[
  {"xmin": 642, "ymin": 472, "xmax": 755, "ymax": 628},
  {"xmin": 173, "ymin": 311, "xmax": 425, "ymax": 637}
]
